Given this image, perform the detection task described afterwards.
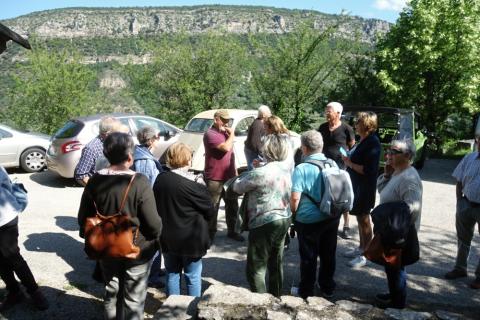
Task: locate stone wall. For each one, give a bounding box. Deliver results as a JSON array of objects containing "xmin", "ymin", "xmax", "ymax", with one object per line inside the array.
[{"xmin": 154, "ymin": 284, "xmax": 464, "ymax": 320}]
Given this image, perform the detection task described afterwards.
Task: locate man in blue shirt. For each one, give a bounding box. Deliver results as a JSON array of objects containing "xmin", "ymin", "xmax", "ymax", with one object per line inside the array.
[{"xmin": 290, "ymin": 130, "xmax": 340, "ymax": 299}]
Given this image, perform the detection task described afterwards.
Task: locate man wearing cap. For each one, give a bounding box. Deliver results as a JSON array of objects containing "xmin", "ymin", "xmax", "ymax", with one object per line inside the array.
[
  {"xmin": 445, "ymin": 136, "xmax": 480, "ymax": 289},
  {"xmin": 203, "ymin": 110, "xmax": 243, "ymax": 242}
]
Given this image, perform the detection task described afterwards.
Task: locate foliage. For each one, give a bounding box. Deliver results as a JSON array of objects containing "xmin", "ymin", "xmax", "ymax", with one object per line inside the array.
[
  {"xmin": 376, "ymin": 0, "xmax": 480, "ymax": 141},
  {"xmin": 250, "ymin": 20, "xmax": 350, "ymax": 132},
  {"xmin": 3, "ymin": 42, "xmax": 108, "ymax": 134},
  {"xmin": 125, "ymin": 33, "xmax": 250, "ymax": 127}
]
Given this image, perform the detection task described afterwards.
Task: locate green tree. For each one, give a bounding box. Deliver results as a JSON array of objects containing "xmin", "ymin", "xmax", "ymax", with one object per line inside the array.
[
  {"xmin": 5, "ymin": 44, "xmax": 106, "ymax": 134},
  {"xmin": 376, "ymin": 0, "xmax": 480, "ymax": 138},
  {"xmin": 251, "ymin": 20, "xmax": 349, "ymax": 131},
  {"xmin": 126, "ymin": 33, "xmax": 250, "ymax": 127}
]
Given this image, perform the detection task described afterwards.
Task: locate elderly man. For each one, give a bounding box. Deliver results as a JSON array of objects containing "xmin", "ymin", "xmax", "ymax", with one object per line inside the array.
[
  {"xmin": 244, "ymin": 105, "xmax": 271, "ymax": 170},
  {"xmin": 203, "ymin": 109, "xmax": 243, "ymax": 242},
  {"xmin": 74, "ymin": 116, "xmax": 120, "ymax": 186},
  {"xmin": 290, "ymin": 130, "xmax": 340, "ymax": 299},
  {"xmin": 318, "ymin": 102, "xmax": 355, "ymax": 239},
  {"xmin": 445, "ymin": 136, "xmax": 480, "ymax": 289}
]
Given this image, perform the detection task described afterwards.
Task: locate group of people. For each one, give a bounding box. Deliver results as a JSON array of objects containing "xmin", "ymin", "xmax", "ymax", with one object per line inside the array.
[{"xmin": 1, "ymin": 103, "xmax": 479, "ymax": 318}]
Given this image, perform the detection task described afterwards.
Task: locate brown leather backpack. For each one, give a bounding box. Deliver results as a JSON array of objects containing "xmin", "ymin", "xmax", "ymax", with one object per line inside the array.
[{"xmin": 84, "ymin": 174, "xmax": 140, "ymax": 260}]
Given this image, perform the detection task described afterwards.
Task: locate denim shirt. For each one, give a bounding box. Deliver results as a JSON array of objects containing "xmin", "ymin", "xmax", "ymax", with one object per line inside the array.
[
  {"xmin": 0, "ymin": 166, "xmax": 20, "ymax": 227},
  {"xmin": 133, "ymin": 145, "xmax": 162, "ymax": 187}
]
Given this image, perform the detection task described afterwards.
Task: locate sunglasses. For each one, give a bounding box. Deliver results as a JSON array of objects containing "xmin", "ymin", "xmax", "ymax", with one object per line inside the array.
[{"xmin": 386, "ymin": 149, "xmax": 404, "ymax": 155}]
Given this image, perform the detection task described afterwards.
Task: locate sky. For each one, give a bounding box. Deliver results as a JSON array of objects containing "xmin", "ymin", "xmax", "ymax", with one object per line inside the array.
[{"xmin": 0, "ymin": 0, "xmax": 409, "ymax": 23}]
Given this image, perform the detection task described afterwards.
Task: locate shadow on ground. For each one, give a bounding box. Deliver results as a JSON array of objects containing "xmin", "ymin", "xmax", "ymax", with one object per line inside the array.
[
  {"xmin": 0, "ymin": 286, "xmax": 102, "ymax": 320},
  {"xmin": 29, "ymin": 170, "xmax": 80, "ymax": 188}
]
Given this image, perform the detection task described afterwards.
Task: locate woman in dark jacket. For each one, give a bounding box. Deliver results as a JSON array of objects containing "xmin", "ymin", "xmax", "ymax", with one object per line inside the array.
[
  {"xmin": 342, "ymin": 112, "xmax": 381, "ymax": 268},
  {"xmin": 78, "ymin": 132, "xmax": 162, "ymax": 320},
  {"xmin": 153, "ymin": 142, "xmax": 214, "ymax": 297}
]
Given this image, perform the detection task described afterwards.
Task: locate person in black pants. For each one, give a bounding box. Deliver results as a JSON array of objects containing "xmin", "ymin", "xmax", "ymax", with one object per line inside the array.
[
  {"xmin": 0, "ymin": 166, "xmax": 49, "ymax": 311},
  {"xmin": 290, "ymin": 130, "xmax": 341, "ymax": 298}
]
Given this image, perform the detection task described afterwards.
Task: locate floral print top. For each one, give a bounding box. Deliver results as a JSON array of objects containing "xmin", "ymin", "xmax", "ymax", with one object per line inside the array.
[{"xmin": 233, "ymin": 161, "xmax": 292, "ymax": 229}]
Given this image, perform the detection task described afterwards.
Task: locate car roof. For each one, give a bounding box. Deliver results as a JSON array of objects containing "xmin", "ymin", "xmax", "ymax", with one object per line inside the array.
[
  {"xmin": 192, "ymin": 109, "xmax": 257, "ymax": 119},
  {"xmin": 343, "ymin": 106, "xmax": 417, "ymax": 115},
  {"xmin": 72, "ymin": 113, "xmax": 157, "ymax": 123}
]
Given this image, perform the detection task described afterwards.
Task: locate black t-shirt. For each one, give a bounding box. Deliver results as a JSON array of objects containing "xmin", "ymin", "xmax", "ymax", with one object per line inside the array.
[{"xmin": 318, "ymin": 122, "xmax": 355, "ymax": 168}]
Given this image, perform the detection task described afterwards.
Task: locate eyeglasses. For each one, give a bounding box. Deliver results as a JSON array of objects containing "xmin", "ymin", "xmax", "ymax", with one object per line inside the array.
[{"xmin": 386, "ymin": 149, "xmax": 404, "ymax": 155}]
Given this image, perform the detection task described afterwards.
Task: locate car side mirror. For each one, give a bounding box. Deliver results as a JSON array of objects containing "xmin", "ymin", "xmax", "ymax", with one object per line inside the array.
[{"xmin": 164, "ymin": 130, "xmax": 176, "ymax": 141}]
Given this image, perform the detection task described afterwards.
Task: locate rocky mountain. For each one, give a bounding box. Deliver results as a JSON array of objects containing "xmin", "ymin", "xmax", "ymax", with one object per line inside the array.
[{"xmin": 1, "ymin": 5, "xmax": 390, "ymax": 44}]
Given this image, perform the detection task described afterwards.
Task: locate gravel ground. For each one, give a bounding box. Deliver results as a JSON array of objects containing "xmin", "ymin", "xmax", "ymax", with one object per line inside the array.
[{"xmin": 1, "ymin": 158, "xmax": 479, "ymax": 319}]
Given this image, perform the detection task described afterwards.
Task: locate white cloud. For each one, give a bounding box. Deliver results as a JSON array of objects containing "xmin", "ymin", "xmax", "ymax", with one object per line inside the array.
[{"xmin": 374, "ymin": 0, "xmax": 409, "ymax": 11}]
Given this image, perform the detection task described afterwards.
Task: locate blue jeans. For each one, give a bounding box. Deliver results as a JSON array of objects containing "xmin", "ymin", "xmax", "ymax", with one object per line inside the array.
[
  {"xmin": 385, "ymin": 265, "xmax": 407, "ymax": 308},
  {"xmin": 244, "ymin": 147, "xmax": 259, "ymax": 171},
  {"xmin": 164, "ymin": 253, "xmax": 202, "ymax": 297}
]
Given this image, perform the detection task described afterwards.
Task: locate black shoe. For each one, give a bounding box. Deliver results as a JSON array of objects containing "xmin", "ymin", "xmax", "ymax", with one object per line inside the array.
[
  {"xmin": 375, "ymin": 293, "xmax": 391, "ymax": 304},
  {"xmin": 339, "ymin": 226, "xmax": 351, "ymax": 239},
  {"xmin": 321, "ymin": 289, "xmax": 333, "ymax": 299},
  {"xmin": 444, "ymin": 269, "xmax": 467, "ymax": 280},
  {"xmin": 30, "ymin": 290, "xmax": 49, "ymax": 311},
  {"xmin": 227, "ymin": 232, "xmax": 245, "ymax": 242},
  {"xmin": 0, "ymin": 291, "xmax": 25, "ymax": 311}
]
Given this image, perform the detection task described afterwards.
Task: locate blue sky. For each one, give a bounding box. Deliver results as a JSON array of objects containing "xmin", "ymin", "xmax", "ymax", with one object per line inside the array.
[{"xmin": 0, "ymin": 1, "xmax": 408, "ymax": 23}]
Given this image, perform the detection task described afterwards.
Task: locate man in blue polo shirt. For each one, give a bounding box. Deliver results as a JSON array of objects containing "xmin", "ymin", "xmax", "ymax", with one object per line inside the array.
[{"xmin": 290, "ymin": 130, "xmax": 340, "ymax": 299}]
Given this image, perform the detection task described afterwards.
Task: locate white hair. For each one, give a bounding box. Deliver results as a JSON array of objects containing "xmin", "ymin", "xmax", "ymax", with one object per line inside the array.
[
  {"xmin": 258, "ymin": 105, "xmax": 272, "ymax": 118},
  {"xmin": 391, "ymin": 139, "xmax": 416, "ymax": 160},
  {"xmin": 326, "ymin": 102, "xmax": 343, "ymax": 115}
]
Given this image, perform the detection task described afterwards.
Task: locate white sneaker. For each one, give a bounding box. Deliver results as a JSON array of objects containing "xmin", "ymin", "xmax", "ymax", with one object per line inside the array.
[
  {"xmin": 290, "ymin": 286, "xmax": 299, "ymax": 296},
  {"xmin": 348, "ymin": 255, "xmax": 367, "ymax": 268},
  {"xmin": 343, "ymin": 247, "xmax": 362, "ymax": 258}
]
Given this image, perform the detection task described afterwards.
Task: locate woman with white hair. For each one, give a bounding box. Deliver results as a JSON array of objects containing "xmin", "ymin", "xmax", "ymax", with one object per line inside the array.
[
  {"xmin": 375, "ymin": 139, "xmax": 423, "ymax": 309},
  {"xmin": 233, "ymin": 134, "xmax": 292, "ymax": 297}
]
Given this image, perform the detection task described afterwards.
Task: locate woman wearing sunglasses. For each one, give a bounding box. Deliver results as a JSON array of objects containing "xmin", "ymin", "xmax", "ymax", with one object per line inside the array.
[{"xmin": 375, "ymin": 139, "xmax": 423, "ymax": 309}]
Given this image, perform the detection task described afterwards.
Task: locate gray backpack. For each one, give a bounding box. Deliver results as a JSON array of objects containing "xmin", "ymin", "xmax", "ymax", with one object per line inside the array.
[{"xmin": 303, "ymin": 159, "xmax": 354, "ymax": 218}]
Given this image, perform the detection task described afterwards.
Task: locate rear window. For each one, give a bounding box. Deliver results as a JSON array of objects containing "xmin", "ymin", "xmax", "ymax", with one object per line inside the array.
[
  {"xmin": 184, "ymin": 118, "xmax": 214, "ymax": 133},
  {"xmin": 53, "ymin": 120, "xmax": 84, "ymax": 139}
]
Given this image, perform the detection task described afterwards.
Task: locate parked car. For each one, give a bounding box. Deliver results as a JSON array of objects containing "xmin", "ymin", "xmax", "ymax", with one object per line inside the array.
[
  {"xmin": 178, "ymin": 109, "xmax": 301, "ymax": 172},
  {"xmin": 341, "ymin": 106, "xmax": 429, "ymax": 169},
  {"xmin": 46, "ymin": 113, "xmax": 182, "ymax": 178},
  {"xmin": 0, "ymin": 124, "xmax": 50, "ymax": 172}
]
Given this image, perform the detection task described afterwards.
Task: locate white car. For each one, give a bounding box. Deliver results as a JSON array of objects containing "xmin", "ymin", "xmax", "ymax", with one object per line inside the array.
[
  {"xmin": 178, "ymin": 109, "xmax": 301, "ymax": 172},
  {"xmin": 0, "ymin": 124, "xmax": 50, "ymax": 172}
]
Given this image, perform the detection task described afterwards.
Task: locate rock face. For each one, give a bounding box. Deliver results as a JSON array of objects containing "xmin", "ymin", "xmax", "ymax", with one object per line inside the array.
[
  {"xmin": 155, "ymin": 284, "xmax": 439, "ymax": 320},
  {"xmin": 1, "ymin": 6, "xmax": 390, "ymax": 44}
]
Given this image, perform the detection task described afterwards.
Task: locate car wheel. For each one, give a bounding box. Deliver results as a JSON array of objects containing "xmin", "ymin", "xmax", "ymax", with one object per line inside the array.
[{"xmin": 20, "ymin": 148, "xmax": 47, "ymax": 173}]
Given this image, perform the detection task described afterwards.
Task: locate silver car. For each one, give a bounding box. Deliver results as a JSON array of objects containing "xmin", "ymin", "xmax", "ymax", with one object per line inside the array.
[
  {"xmin": 0, "ymin": 124, "xmax": 50, "ymax": 172},
  {"xmin": 46, "ymin": 113, "xmax": 182, "ymax": 178}
]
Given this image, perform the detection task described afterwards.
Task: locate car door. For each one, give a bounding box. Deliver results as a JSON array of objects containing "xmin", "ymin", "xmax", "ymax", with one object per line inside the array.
[
  {"xmin": 233, "ymin": 116, "xmax": 255, "ymax": 170},
  {"xmin": 0, "ymin": 127, "xmax": 19, "ymax": 167}
]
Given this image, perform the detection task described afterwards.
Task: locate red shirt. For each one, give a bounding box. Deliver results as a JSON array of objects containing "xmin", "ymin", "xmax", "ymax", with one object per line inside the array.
[{"xmin": 203, "ymin": 127, "xmax": 236, "ymax": 181}]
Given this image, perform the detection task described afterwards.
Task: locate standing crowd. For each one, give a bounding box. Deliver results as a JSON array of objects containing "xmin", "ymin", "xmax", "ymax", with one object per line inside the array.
[{"xmin": 1, "ymin": 103, "xmax": 479, "ymax": 319}]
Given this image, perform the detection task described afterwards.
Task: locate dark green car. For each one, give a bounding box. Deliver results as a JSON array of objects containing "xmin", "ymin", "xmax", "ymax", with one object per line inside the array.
[{"xmin": 342, "ymin": 106, "xmax": 429, "ymax": 170}]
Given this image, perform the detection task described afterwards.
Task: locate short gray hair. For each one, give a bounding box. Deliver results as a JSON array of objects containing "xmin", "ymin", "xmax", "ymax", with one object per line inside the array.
[
  {"xmin": 326, "ymin": 101, "xmax": 343, "ymax": 115},
  {"xmin": 262, "ymin": 134, "xmax": 289, "ymax": 162},
  {"xmin": 391, "ymin": 139, "xmax": 416, "ymax": 160},
  {"xmin": 137, "ymin": 126, "xmax": 157, "ymax": 146},
  {"xmin": 301, "ymin": 130, "xmax": 323, "ymax": 153},
  {"xmin": 99, "ymin": 117, "xmax": 120, "ymax": 136},
  {"xmin": 258, "ymin": 105, "xmax": 272, "ymax": 118}
]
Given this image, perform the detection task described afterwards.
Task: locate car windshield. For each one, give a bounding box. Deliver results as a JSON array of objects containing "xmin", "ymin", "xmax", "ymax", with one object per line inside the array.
[
  {"xmin": 53, "ymin": 120, "xmax": 84, "ymax": 138},
  {"xmin": 184, "ymin": 118, "xmax": 214, "ymax": 133}
]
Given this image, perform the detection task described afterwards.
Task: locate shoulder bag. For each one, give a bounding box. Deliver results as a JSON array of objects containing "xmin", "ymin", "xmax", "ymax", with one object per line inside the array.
[{"xmin": 84, "ymin": 174, "xmax": 140, "ymax": 260}]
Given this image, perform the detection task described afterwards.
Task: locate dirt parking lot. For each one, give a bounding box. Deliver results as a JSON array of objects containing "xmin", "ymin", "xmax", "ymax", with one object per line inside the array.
[{"xmin": 1, "ymin": 158, "xmax": 479, "ymax": 319}]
